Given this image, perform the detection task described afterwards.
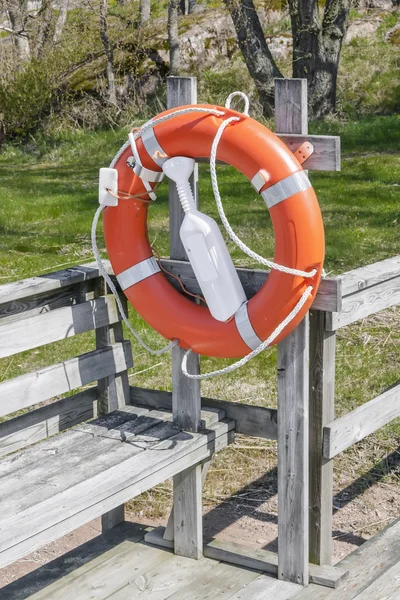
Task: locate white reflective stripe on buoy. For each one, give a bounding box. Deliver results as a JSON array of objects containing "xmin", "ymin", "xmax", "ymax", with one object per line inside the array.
[
  {"xmin": 261, "ymin": 171, "xmax": 311, "ymax": 209},
  {"xmin": 250, "ymin": 172, "xmax": 267, "ymax": 193},
  {"xmin": 234, "ymin": 302, "xmax": 262, "ymax": 351},
  {"xmin": 116, "ymin": 257, "xmax": 161, "ymax": 291},
  {"xmin": 141, "ymin": 121, "xmax": 169, "ymax": 167}
]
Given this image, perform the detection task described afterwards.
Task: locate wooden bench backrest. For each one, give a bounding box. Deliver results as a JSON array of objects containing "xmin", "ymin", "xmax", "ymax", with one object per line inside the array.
[{"xmin": 0, "ymin": 261, "xmax": 132, "ymax": 458}]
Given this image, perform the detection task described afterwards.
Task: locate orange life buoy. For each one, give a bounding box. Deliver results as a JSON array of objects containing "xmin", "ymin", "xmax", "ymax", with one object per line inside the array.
[{"xmin": 103, "ymin": 104, "xmax": 324, "ymax": 359}]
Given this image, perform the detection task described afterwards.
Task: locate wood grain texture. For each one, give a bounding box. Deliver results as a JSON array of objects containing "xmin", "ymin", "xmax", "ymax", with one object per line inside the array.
[
  {"xmin": 173, "ymin": 464, "xmax": 202, "ymax": 559},
  {"xmin": 323, "ymin": 382, "xmax": 400, "ymax": 459},
  {"xmin": 195, "ymin": 133, "xmax": 340, "ymax": 172},
  {"xmin": 0, "ymin": 281, "xmax": 95, "ymax": 324},
  {"xmin": 167, "ymin": 75, "xmax": 203, "ymax": 560},
  {"xmin": 204, "ymin": 539, "xmax": 348, "ymax": 589},
  {"xmin": 275, "ymin": 78, "xmax": 308, "ymax": 135},
  {"xmin": 130, "ymin": 385, "xmax": 278, "ymax": 439},
  {"xmin": 160, "ymin": 259, "xmax": 342, "ymax": 313},
  {"xmin": 340, "ymin": 255, "xmax": 400, "ymax": 296},
  {"xmin": 106, "ymin": 554, "xmax": 215, "ymax": 600},
  {"xmin": 309, "ymin": 310, "xmax": 335, "ymax": 566},
  {"xmin": 0, "ymin": 342, "xmax": 132, "ymax": 419},
  {"xmin": 0, "ymin": 295, "xmax": 121, "ymax": 358},
  {"xmin": 275, "ymin": 134, "xmax": 340, "ymax": 171},
  {"xmin": 277, "ymin": 314, "xmax": 309, "ymax": 586},
  {"xmin": 351, "ymin": 559, "xmax": 400, "ymax": 600},
  {"xmin": 0, "ymin": 420, "xmax": 234, "ymax": 569},
  {"xmin": 0, "ymin": 388, "xmax": 97, "ymax": 458},
  {"xmin": 0, "ymin": 261, "xmax": 112, "ymax": 304},
  {"xmin": 326, "ymin": 273, "xmax": 400, "ymax": 330},
  {"xmin": 292, "ymin": 518, "xmax": 400, "ymax": 600}
]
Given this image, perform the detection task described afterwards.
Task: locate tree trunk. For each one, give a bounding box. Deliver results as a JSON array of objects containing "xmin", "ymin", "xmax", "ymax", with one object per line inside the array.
[
  {"xmin": 139, "ymin": 0, "xmax": 150, "ymax": 25},
  {"xmin": 99, "ymin": 0, "xmax": 117, "ymax": 105},
  {"xmin": 168, "ymin": 0, "xmax": 180, "ymax": 76},
  {"xmin": 179, "ymin": 0, "xmax": 187, "ymax": 14},
  {"xmin": 53, "ymin": 0, "xmax": 69, "ymax": 43},
  {"xmin": 188, "ymin": 0, "xmax": 197, "ymax": 13},
  {"xmin": 5, "ymin": 0, "xmax": 31, "ymax": 61},
  {"xmin": 35, "ymin": 0, "xmax": 53, "ymax": 57},
  {"xmin": 223, "ymin": 0, "xmax": 282, "ymax": 116},
  {"xmin": 288, "ymin": 0, "xmax": 352, "ymax": 117}
]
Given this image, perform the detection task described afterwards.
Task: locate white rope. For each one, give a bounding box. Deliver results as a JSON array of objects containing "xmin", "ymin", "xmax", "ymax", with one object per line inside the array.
[
  {"xmin": 225, "ymin": 91, "xmax": 250, "ymax": 116},
  {"xmin": 91, "ymin": 205, "xmax": 178, "ymax": 356},
  {"xmin": 95, "ymin": 97, "xmax": 319, "ymax": 378},
  {"xmin": 209, "ymin": 117, "xmax": 317, "ymax": 279},
  {"xmin": 182, "ymin": 285, "xmax": 313, "ymax": 379}
]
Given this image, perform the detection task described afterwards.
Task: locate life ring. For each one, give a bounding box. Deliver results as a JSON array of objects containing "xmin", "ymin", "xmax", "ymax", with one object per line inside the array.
[{"xmin": 103, "ymin": 104, "xmax": 324, "ymax": 359}]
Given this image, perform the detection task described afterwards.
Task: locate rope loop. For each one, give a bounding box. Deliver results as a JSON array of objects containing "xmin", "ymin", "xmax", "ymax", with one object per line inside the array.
[{"xmin": 225, "ymin": 91, "xmax": 250, "ymax": 116}]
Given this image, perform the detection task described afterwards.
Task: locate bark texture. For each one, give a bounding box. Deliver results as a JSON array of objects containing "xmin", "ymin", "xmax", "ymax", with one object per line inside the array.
[
  {"xmin": 168, "ymin": 0, "xmax": 180, "ymax": 75},
  {"xmin": 53, "ymin": 0, "xmax": 69, "ymax": 43},
  {"xmin": 99, "ymin": 0, "xmax": 117, "ymax": 105},
  {"xmin": 288, "ymin": 0, "xmax": 352, "ymax": 117},
  {"xmin": 139, "ymin": 0, "xmax": 150, "ymax": 25},
  {"xmin": 224, "ymin": 0, "xmax": 352, "ymax": 117},
  {"xmin": 4, "ymin": 0, "xmax": 31, "ymax": 61},
  {"xmin": 223, "ymin": 0, "xmax": 282, "ymax": 116}
]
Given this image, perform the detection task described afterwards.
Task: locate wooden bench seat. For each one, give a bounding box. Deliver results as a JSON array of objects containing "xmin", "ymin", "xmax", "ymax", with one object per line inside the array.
[
  {"xmin": 0, "ymin": 262, "xmax": 234, "ymax": 573},
  {"xmin": 0, "ymin": 403, "xmax": 233, "ymax": 570}
]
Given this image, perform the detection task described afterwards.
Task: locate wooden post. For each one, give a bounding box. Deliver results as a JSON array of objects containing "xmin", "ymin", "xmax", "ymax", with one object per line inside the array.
[
  {"xmin": 95, "ymin": 278, "xmax": 131, "ymax": 531},
  {"xmin": 309, "ymin": 310, "xmax": 335, "ymax": 565},
  {"xmin": 275, "ymin": 78, "xmax": 309, "ymax": 586},
  {"xmin": 167, "ymin": 76, "xmax": 203, "ymax": 559}
]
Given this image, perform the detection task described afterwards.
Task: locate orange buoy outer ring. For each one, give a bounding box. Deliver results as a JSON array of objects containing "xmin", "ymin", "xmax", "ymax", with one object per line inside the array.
[{"xmin": 103, "ymin": 104, "xmax": 324, "ymax": 359}]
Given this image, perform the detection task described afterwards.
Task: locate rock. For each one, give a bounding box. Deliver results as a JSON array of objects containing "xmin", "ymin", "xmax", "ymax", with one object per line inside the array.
[
  {"xmin": 266, "ymin": 35, "xmax": 292, "ymax": 60},
  {"xmin": 386, "ymin": 22, "xmax": 400, "ymax": 44},
  {"xmin": 344, "ymin": 16, "xmax": 383, "ymax": 43}
]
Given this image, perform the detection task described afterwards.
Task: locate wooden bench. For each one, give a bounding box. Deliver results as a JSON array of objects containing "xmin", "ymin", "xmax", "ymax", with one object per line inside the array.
[{"xmin": 0, "ymin": 261, "xmax": 234, "ymax": 570}]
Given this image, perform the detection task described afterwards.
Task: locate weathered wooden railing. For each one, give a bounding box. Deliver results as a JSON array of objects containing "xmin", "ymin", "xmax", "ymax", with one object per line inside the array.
[{"xmin": 0, "ymin": 77, "xmax": 399, "ymax": 590}]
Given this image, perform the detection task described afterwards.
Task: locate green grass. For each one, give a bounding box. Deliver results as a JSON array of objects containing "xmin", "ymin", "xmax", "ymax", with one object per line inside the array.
[{"xmin": 0, "ymin": 117, "xmax": 399, "ymax": 531}]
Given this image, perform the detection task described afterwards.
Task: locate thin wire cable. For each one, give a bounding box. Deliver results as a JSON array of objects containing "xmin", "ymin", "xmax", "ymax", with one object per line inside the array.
[
  {"xmin": 182, "ymin": 285, "xmax": 313, "ymax": 379},
  {"xmin": 91, "ymin": 205, "xmax": 178, "ymax": 356}
]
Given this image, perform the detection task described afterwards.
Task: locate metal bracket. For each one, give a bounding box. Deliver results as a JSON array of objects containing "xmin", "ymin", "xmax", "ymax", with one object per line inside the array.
[{"xmin": 294, "ymin": 141, "xmax": 314, "ymax": 165}]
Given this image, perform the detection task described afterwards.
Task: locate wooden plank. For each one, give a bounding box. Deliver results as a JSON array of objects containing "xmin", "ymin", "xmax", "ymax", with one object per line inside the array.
[
  {"xmin": 326, "ymin": 274, "xmax": 400, "ymax": 330},
  {"xmin": 0, "ymin": 280, "xmax": 95, "ymax": 324},
  {"xmin": 308, "ymin": 310, "xmax": 335, "ymax": 566},
  {"xmin": 0, "ymin": 342, "xmax": 132, "ymax": 419},
  {"xmin": 323, "ymin": 382, "xmax": 400, "ymax": 459},
  {"xmin": 0, "ymin": 406, "xmax": 150, "ymax": 484},
  {"xmin": 130, "ymin": 386, "xmax": 278, "ymax": 439},
  {"xmin": 152, "ymin": 560, "xmax": 259, "ymax": 600},
  {"xmin": 167, "ymin": 75, "xmax": 203, "ymax": 560},
  {"xmin": 275, "ymin": 78, "xmax": 308, "ymax": 135},
  {"xmin": 94, "ymin": 279, "xmax": 131, "ymax": 533},
  {"xmin": 196, "ymin": 133, "xmax": 340, "ymax": 172},
  {"xmin": 227, "ymin": 574, "xmax": 300, "ymax": 600},
  {"xmin": 204, "ymin": 539, "xmax": 348, "ymax": 589},
  {"xmin": 0, "ymin": 261, "xmax": 112, "ymax": 304},
  {"xmin": 291, "ymin": 518, "xmax": 400, "ymax": 600},
  {"xmin": 0, "ymin": 295, "xmax": 121, "ymax": 358},
  {"xmin": 29, "ymin": 539, "xmax": 172, "ymax": 600},
  {"xmin": 106, "ymin": 554, "xmax": 216, "ymax": 600},
  {"xmin": 340, "ymin": 255, "xmax": 400, "ymax": 296},
  {"xmin": 161, "ymin": 259, "xmax": 342, "ymax": 313},
  {"xmin": 277, "ymin": 314, "xmax": 309, "ymax": 585},
  {"xmin": 0, "ymin": 420, "xmax": 234, "ymax": 569},
  {"xmin": 0, "ymin": 388, "xmax": 97, "ymax": 459},
  {"xmin": 274, "ymin": 134, "xmax": 340, "ymax": 172},
  {"xmin": 22, "ymin": 526, "xmax": 147, "ymax": 600},
  {"xmin": 352, "ymin": 559, "xmax": 400, "ymax": 599}
]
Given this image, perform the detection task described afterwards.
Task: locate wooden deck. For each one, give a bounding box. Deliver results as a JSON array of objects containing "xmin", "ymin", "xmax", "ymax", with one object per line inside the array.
[{"xmin": 2, "ymin": 519, "xmax": 400, "ymax": 600}]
